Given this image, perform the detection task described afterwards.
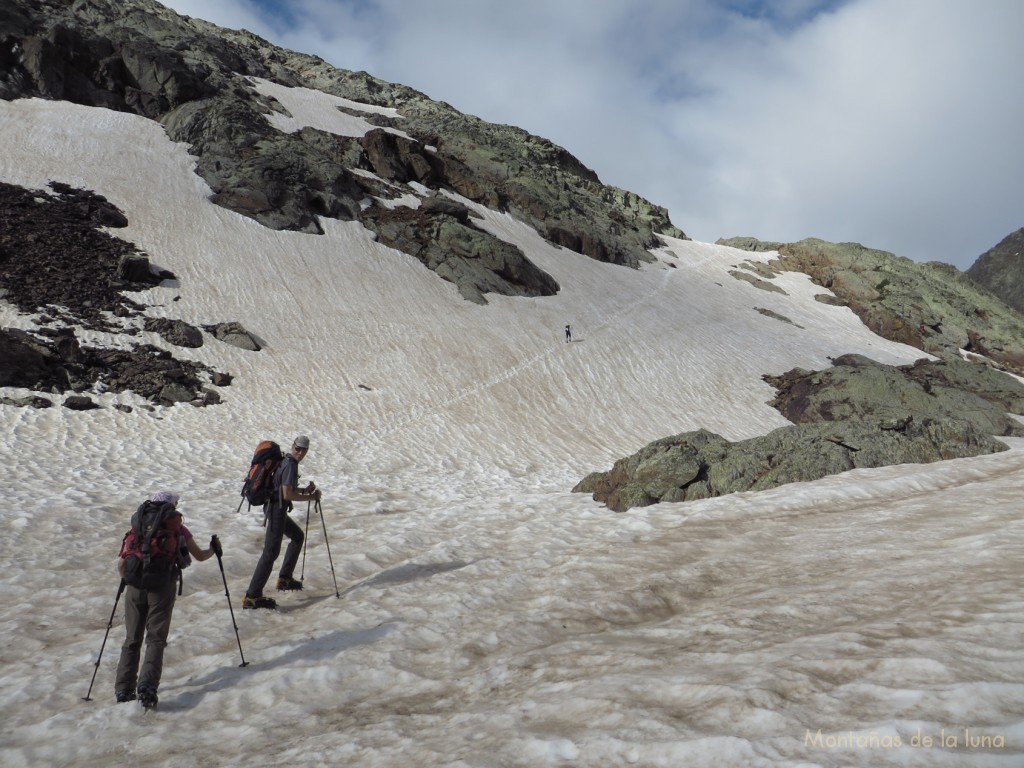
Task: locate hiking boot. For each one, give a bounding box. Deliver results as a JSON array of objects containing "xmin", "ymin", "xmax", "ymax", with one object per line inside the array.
[
  {"xmin": 115, "ymin": 689, "xmax": 136, "ymax": 703},
  {"xmin": 137, "ymin": 684, "xmax": 158, "ymax": 710},
  {"xmin": 242, "ymin": 595, "xmax": 277, "ymax": 610},
  {"xmin": 276, "ymin": 576, "xmax": 303, "ymax": 591}
]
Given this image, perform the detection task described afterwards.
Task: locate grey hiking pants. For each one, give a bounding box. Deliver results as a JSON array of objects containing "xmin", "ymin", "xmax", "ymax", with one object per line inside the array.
[
  {"xmin": 115, "ymin": 578, "xmax": 177, "ymax": 693},
  {"xmin": 246, "ymin": 501, "xmax": 304, "ymax": 598}
]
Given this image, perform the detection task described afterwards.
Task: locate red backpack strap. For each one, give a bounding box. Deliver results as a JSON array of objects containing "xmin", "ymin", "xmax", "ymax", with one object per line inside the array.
[{"xmin": 117, "ymin": 530, "xmax": 134, "ymax": 558}]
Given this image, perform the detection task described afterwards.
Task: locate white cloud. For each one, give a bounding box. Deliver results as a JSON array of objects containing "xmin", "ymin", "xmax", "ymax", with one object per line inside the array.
[{"xmin": 159, "ymin": 0, "xmax": 1024, "ymax": 268}]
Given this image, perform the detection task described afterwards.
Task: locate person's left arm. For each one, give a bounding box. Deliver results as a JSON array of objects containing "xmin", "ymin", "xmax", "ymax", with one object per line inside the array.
[{"xmin": 185, "ymin": 534, "xmax": 215, "ymax": 562}]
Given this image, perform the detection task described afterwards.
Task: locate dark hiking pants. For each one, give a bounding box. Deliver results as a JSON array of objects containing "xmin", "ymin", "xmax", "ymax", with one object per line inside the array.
[
  {"xmin": 115, "ymin": 578, "xmax": 177, "ymax": 693},
  {"xmin": 246, "ymin": 501, "xmax": 304, "ymax": 598}
]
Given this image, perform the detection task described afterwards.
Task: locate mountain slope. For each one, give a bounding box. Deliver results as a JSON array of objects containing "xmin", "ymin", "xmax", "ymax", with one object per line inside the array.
[
  {"xmin": 3, "ymin": 6, "xmax": 1024, "ymax": 768},
  {"xmin": 1, "ymin": 0, "xmax": 683, "ymax": 305}
]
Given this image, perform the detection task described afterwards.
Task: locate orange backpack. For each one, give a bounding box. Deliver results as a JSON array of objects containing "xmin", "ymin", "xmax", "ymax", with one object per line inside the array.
[{"xmin": 241, "ymin": 440, "xmax": 284, "ymax": 506}]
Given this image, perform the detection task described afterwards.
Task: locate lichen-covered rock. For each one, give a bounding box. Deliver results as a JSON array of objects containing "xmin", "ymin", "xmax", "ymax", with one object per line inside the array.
[
  {"xmin": 204, "ymin": 322, "xmax": 261, "ymax": 351},
  {"xmin": 728, "ymin": 269, "xmax": 788, "ymax": 295},
  {"xmin": 576, "ymin": 350, "xmax": 1024, "ymax": 511},
  {"xmin": 361, "ymin": 205, "xmax": 560, "ymax": 304},
  {"xmin": 574, "ymin": 418, "xmax": 1007, "ymax": 512},
  {"xmin": 765, "ymin": 354, "xmax": 1024, "ymax": 438}
]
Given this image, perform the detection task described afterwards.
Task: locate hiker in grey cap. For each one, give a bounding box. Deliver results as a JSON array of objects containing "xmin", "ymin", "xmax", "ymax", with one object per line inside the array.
[{"xmin": 243, "ymin": 435, "xmax": 321, "ymax": 609}]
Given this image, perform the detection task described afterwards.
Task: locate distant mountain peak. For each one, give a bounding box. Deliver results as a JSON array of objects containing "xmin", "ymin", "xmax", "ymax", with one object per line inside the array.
[{"xmin": 966, "ymin": 227, "xmax": 1024, "ymax": 314}]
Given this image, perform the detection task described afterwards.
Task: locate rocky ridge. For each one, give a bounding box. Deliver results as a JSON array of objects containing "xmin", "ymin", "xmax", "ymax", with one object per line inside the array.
[
  {"xmin": 573, "ymin": 417, "xmax": 1007, "ymax": 513},
  {"xmin": 719, "ymin": 237, "xmax": 1024, "ymax": 374}
]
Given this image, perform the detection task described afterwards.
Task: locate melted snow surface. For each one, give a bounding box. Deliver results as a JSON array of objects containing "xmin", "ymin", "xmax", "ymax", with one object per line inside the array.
[{"xmin": 1, "ymin": 93, "xmax": 1022, "ymax": 768}]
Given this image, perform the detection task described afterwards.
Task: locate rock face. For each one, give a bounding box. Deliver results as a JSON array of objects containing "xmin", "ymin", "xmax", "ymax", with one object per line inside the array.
[
  {"xmin": 361, "ymin": 202, "xmax": 560, "ymax": 304},
  {"xmin": 966, "ymin": 228, "xmax": 1024, "ymax": 314},
  {"xmin": 0, "ymin": 0, "xmax": 686, "ymax": 305},
  {"xmin": 718, "ymin": 236, "xmax": 1024, "ymax": 374}
]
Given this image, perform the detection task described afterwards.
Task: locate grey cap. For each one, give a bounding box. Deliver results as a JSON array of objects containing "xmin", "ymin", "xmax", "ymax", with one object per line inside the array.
[{"xmin": 294, "ymin": 435, "xmax": 310, "ymax": 449}]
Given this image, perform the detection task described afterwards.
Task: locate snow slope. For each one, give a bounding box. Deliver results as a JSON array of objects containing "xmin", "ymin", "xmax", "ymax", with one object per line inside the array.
[{"xmin": 1, "ymin": 90, "xmax": 1022, "ymax": 768}]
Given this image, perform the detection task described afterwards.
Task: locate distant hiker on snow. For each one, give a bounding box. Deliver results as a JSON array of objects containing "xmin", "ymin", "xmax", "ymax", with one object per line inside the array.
[
  {"xmin": 565, "ymin": 324, "xmax": 572, "ymax": 343},
  {"xmin": 243, "ymin": 435, "xmax": 321, "ymax": 609},
  {"xmin": 115, "ymin": 491, "xmax": 219, "ymax": 709}
]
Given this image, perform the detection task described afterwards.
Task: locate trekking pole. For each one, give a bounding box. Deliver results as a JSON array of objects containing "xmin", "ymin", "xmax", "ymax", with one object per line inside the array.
[
  {"xmin": 83, "ymin": 579, "xmax": 126, "ymax": 701},
  {"xmin": 300, "ymin": 500, "xmax": 311, "ymax": 581},
  {"xmin": 214, "ymin": 549, "xmax": 249, "ymax": 668},
  {"xmin": 315, "ymin": 499, "xmax": 340, "ymax": 598}
]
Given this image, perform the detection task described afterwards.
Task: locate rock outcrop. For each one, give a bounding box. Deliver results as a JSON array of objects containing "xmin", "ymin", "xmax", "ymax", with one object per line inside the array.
[
  {"xmin": 765, "ymin": 354, "xmax": 1024, "ymax": 438},
  {"xmin": 0, "ymin": 326, "xmax": 219, "ymax": 406},
  {"xmin": 575, "ymin": 353, "xmax": 1024, "ymax": 511},
  {"xmin": 573, "ymin": 418, "xmax": 1006, "ymax": 513},
  {"xmin": 204, "ymin": 322, "xmax": 261, "ymax": 351},
  {"xmin": 361, "ymin": 201, "xmax": 560, "ymax": 304}
]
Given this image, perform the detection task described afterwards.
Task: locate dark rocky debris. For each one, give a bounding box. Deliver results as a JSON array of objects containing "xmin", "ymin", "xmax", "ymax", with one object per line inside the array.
[
  {"xmin": 0, "ymin": 180, "xmax": 159, "ymax": 329},
  {"xmin": 0, "ymin": 180, "xmax": 237, "ymax": 408},
  {"xmin": 0, "ymin": 325, "xmax": 218, "ymax": 407}
]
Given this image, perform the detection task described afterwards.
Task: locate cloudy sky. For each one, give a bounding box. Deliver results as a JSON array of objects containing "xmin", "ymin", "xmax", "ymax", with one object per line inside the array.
[{"xmin": 160, "ymin": 0, "xmax": 1023, "ymax": 270}]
